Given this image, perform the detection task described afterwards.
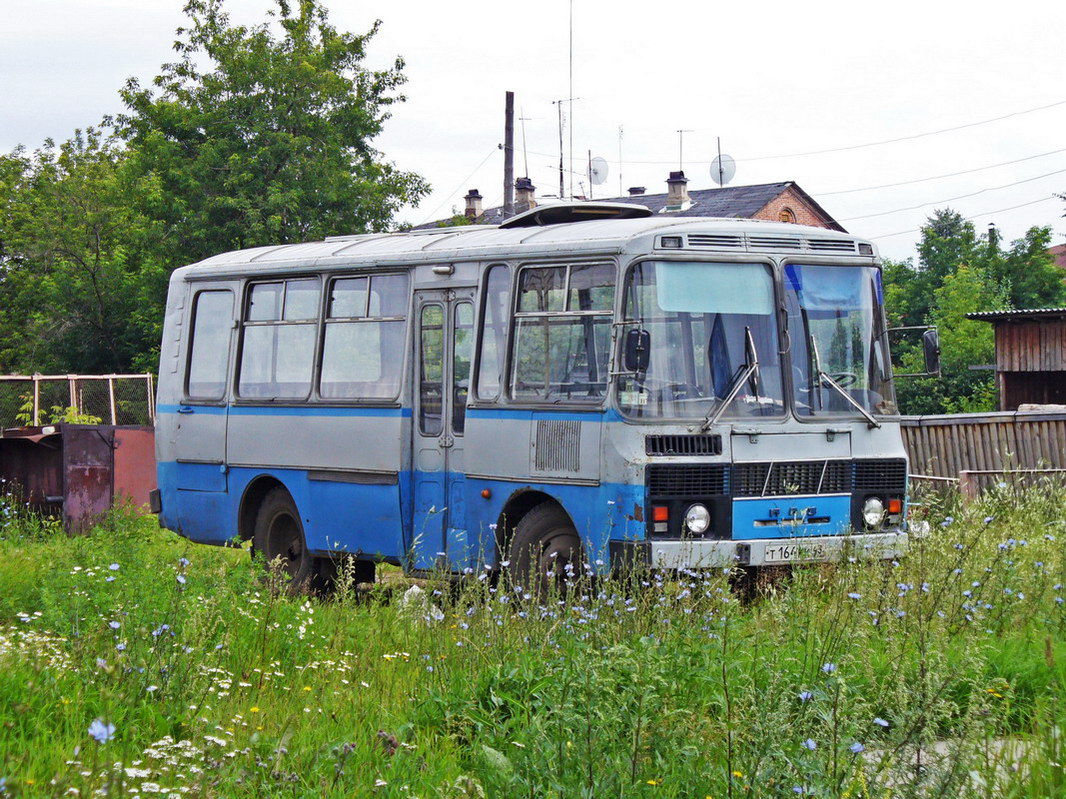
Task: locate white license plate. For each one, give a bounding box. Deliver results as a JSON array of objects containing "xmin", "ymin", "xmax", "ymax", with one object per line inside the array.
[{"xmin": 763, "ymin": 542, "xmax": 829, "ymax": 563}]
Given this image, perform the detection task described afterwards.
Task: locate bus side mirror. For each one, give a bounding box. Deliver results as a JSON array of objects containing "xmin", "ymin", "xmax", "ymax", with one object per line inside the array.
[
  {"xmin": 923, "ymin": 328, "xmax": 941, "ymax": 376},
  {"xmin": 623, "ymin": 329, "xmax": 651, "ymax": 373}
]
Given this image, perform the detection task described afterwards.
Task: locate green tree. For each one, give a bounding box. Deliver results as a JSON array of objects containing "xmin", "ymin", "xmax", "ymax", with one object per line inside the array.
[
  {"xmin": 895, "ymin": 264, "xmax": 1009, "ymax": 415},
  {"xmin": 0, "ymin": 130, "xmax": 165, "ymax": 373},
  {"xmin": 982, "ymin": 225, "xmax": 1064, "ymax": 310},
  {"xmin": 118, "ymin": 0, "xmax": 428, "ymax": 266}
]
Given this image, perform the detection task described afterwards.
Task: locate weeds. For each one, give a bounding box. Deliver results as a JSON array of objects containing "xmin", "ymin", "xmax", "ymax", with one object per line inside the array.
[{"xmin": 0, "ymin": 485, "xmax": 1063, "ymax": 796}]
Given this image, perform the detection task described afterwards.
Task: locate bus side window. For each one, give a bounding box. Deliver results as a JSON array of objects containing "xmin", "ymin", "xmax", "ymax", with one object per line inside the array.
[
  {"xmin": 186, "ymin": 289, "xmax": 234, "ymax": 401},
  {"xmin": 452, "ymin": 302, "xmax": 474, "ymax": 433},
  {"xmin": 238, "ymin": 278, "xmax": 320, "ymax": 399},
  {"xmin": 475, "ymin": 264, "xmax": 510, "ymax": 400},
  {"xmin": 320, "ymin": 273, "xmax": 409, "ymax": 401},
  {"xmin": 419, "ymin": 305, "xmax": 445, "ymax": 435},
  {"xmin": 511, "ymin": 262, "xmax": 615, "ymax": 402}
]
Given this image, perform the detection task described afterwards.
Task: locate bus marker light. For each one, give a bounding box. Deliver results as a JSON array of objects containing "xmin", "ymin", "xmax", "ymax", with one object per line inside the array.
[
  {"xmin": 887, "ymin": 498, "xmax": 902, "ymax": 514},
  {"xmin": 481, "ymin": 489, "xmax": 492, "ymax": 499},
  {"xmin": 652, "ymin": 505, "xmax": 669, "ymax": 522}
]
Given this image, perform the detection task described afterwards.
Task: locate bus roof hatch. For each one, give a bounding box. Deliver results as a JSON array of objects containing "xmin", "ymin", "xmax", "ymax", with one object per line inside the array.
[{"xmin": 498, "ymin": 202, "xmax": 654, "ymax": 229}]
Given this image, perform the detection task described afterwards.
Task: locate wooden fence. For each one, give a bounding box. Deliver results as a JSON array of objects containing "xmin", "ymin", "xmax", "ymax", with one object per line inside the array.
[{"xmin": 900, "ymin": 411, "xmax": 1066, "ymax": 493}]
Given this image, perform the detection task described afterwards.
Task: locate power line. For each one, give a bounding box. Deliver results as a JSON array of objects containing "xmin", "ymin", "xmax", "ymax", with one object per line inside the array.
[
  {"xmin": 523, "ymin": 98, "xmax": 1066, "ymax": 166},
  {"xmin": 839, "ymin": 168, "xmax": 1066, "ymax": 222},
  {"xmin": 746, "ymin": 99, "xmax": 1066, "ymax": 162},
  {"xmin": 866, "ymin": 195, "xmax": 1061, "ymax": 241},
  {"xmin": 817, "ymin": 147, "xmax": 1066, "ymax": 196},
  {"xmin": 417, "ymin": 145, "xmax": 499, "ymax": 226}
]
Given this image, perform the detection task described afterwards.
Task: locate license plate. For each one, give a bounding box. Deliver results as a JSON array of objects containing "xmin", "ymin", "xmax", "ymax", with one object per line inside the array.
[{"xmin": 763, "ymin": 542, "xmax": 828, "ymax": 563}]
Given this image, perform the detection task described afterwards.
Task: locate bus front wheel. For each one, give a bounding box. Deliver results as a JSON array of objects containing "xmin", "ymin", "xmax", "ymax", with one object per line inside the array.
[
  {"xmin": 508, "ymin": 502, "xmax": 584, "ymax": 595},
  {"xmin": 253, "ymin": 487, "xmax": 328, "ymax": 593}
]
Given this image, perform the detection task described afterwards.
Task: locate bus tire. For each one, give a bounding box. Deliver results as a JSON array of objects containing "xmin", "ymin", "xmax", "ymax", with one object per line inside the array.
[
  {"xmin": 252, "ymin": 487, "xmax": 325, "ymax": 593},
  {"xmin": 507, "ymin": 502, "xmax": 583, "ymax": 595}
]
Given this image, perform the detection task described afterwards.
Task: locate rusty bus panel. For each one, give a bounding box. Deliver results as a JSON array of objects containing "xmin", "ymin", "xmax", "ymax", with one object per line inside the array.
[{"xmin": 0, "ymin": 424, "xmax": 156, "ymax": 533}]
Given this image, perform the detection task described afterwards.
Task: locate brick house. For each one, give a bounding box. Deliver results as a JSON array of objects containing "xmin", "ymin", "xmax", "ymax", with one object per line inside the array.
[{"xmin": 435, "ymin": 173, "xmax": 845, "ymax": 231}]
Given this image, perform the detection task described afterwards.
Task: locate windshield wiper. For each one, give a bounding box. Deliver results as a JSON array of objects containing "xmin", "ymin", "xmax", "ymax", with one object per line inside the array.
[
  {"xmin": 696, "ymin": 327, "xmax": 760, "ymax": 433},
  {"xmin": 809, "ymin": 335, "xmax": 881, "ymax": 429}
]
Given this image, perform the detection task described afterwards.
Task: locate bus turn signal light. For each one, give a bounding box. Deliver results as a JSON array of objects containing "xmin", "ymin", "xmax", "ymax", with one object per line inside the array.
[
  {"xmin": 888, "ymin": 498, "xmax": 902, "ymax": 514},
  {"xmin": 652, "ymin": 505, "xmax": 669, "ymax": 522}
]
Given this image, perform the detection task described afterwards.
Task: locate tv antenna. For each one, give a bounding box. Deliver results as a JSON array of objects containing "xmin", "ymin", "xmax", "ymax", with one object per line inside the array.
[
  {"xmin": 553, "ymin": 97, "xmax": 580, "ymax": 199},
  {"xmin": 677, "ymin": 129, "xmax": 693, "ymax": 171},
  {"xmin": 519, "ymin": 108, "xmax": 532, "ymax": 177},
  {"xmin": 710, "ymin": 137, "xmax": 736, "ymax": 186}
]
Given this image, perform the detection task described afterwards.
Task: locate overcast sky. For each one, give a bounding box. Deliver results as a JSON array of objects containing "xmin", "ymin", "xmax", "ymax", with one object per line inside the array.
[{"xmin": 3, "ymin": 0, "xmax": 1065, "ymax": 261}]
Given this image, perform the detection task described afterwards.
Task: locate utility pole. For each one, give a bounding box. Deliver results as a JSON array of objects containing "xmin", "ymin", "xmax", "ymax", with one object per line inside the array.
[{"xmin": 504, "ymin": 91, "xmax": 515, "ymax": 218}]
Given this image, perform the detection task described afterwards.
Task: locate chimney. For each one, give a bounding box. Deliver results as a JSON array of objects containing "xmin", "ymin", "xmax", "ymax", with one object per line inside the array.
[
  {"xmin": 515, "ymin": 177, "xmax": 536, "ymax": 213},
  {"xmin": 665, "ymin": 171, "xmax": 690, "ymax": 210},
  {"xmin": 464, "ymin": 189, "xmax": 483, "ymax": 220},
  {"xmin": 628, "ymin": 186, "xmax": 646, "ymax": 196}
]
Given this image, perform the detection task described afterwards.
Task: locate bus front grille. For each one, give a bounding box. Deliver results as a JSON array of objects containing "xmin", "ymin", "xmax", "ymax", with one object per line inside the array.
[
  {"xmin": 732, "ymin": 460, "xmax": 852, "ymax": 497},
  {"xmin": 646, "ymin": 464, "xmax": 728, "ymax": 497},
  {"xmin": 853, "ymin": 459, "xmax": 908, "ymax": 492}
]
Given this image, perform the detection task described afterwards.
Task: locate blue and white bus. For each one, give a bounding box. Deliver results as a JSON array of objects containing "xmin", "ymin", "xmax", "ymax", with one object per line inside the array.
[{"xmin": 153, "ymin": 203, "xmax": 924, "ymax": 589}]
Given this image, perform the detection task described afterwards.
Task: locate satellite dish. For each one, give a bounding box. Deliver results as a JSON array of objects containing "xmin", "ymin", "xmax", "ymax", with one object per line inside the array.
[
  {"xmin": 710, "ymin": 154, "xmax": 736, "ymax": 186},
  {"xmin": 589, "ymin": 156, "xmax": 609, "ymax": 185}
]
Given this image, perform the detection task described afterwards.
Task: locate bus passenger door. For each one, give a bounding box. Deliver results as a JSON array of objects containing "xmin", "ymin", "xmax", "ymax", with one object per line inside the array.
[{"xmin": 411, "ymin": 288, "xmax": 475, "ymax": 570}]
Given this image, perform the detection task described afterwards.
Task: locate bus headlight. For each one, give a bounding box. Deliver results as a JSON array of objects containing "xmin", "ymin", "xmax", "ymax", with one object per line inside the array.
[
  {"xmin": 862, "ymin": 497, "xmax": 885, "ymax": 529},
  {"xmin": 684, "ymin": 504, "xmax": 711, "ymax": 534}
]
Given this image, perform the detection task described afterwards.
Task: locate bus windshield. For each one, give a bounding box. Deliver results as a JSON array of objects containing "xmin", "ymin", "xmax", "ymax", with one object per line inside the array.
[
  {"xmin": 784, "ymin": 263, "xmax": 897, "ymax": 418},
  {"xmin": 617, "ymin": 261, "xmax": 785, "ymax": 419}
]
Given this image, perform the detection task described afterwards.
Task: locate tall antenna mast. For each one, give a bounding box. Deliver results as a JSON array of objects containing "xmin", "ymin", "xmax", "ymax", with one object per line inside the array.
[
  {"xmin": 677, "ymin": 129, "xmax": 693, "ymax": 172},
  {"xmin": 519, "ymin": 109, "xmax": 532, "ymax": 177},
  {"xmin": 553, "ymin": 98, "xmax": 579, "ymax": 199},
  {"xmin": 568, "ymin": 0, "xmax": 574, "ymax": 201},
  {"xmin": 618, "ymin": 125, "xmax": 624, "ymax": 197}
]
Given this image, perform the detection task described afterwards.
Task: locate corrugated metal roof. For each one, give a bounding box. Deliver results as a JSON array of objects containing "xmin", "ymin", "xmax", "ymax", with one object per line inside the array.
[{"xmin": 966, "ymin": 308, "xmax": 1066, "ymax": 321}]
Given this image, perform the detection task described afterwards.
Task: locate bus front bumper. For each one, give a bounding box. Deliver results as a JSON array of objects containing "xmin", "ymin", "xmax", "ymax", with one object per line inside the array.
[{"xmin": 612, "ymin": 531, "xmax": 907, "ymax": 570}]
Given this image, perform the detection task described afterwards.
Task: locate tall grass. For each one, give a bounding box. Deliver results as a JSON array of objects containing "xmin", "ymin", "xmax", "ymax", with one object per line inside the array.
[{"xmin": 0, "ymin": 481, "xmax": 1063, "ymax": 797}]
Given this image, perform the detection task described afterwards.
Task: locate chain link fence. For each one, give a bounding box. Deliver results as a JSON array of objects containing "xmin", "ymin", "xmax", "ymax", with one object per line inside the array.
[{"xmin": 0, "ymin": 375, "xmax": 155, "ymax": 428}]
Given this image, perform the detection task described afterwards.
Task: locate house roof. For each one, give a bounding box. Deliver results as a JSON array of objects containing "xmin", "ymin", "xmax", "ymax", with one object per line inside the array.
[
  {"xmin": 421, "ymin": 181, "xmax": 846, "ymax": 232},
  {"xmin": 966, "ymin": 308, "xmax": 1066, "ymax": 322}
]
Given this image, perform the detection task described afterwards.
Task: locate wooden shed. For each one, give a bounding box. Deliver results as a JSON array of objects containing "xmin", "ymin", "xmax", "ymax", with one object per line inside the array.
[{"xmin": 966, "ymin": 308, "xmax": 1066, "ymax": 411}]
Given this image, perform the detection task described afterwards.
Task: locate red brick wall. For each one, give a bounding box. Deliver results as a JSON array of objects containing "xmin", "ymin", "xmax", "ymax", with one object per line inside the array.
[{"xmin": 754, "ymin": 186, "xmax": 834, "ymax": 229}]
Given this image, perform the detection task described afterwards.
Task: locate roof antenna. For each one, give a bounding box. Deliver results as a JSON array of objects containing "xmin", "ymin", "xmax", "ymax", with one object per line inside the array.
[{"xmin": 677, "ymin": 129, "xmax": 693, "ymax": 172}]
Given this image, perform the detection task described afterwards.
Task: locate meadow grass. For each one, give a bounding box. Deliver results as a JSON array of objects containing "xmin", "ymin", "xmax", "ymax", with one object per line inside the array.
[{"xmin": 0, "ymin": 483, "xmax": 1064, "ymax": 798}]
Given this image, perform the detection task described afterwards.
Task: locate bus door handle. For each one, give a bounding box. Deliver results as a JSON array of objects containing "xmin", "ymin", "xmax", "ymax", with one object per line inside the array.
[
  {"xmin": 177, "ymin": 406, "xmax": 195, "ymax": 414},
  {"xmin": 440, "ymin": 435, "xmax": 454, "ymax": 448}
]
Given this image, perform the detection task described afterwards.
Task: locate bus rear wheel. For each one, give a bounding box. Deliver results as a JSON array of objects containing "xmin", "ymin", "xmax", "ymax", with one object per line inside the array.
[
  {"xmin": 507, "ymin": 502, "xmax": 584, "ymax": 596},
  {"xmin": 252, "ymin": 487, "xmax": 329, "ymax": 594}
]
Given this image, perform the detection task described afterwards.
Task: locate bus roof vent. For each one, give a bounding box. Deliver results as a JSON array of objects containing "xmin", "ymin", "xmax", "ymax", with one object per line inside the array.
[
  {"xmin": 747, "ymin": 235, "xmax": 803, "ymax": 250},
  {"xmin": 808, "ymin": 238, "xmax": 857, "ymax": 253},
  {"xmin": 687, "ymin": 234, "xmax": 744, "ymax": 250},
  {"xmin": 498, "ymin": 201, "xmax": 653, "ymax": 229}
]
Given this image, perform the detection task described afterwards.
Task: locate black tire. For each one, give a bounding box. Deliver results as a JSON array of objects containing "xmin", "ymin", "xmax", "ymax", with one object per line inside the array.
[
  {"xmin": 252, "ymin": 487, "xmax": 329, "ymax": 594},
  {"xmin": 507, "ymin": 502, "xmax": 585, "ymax": 596}
]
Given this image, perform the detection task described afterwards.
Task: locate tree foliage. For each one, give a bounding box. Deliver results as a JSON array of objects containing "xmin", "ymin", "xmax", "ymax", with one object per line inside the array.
[
  {"xmin": 885, "ymin": 208, "xmax": 1065, "ymax": 414},
  {"xmin": 0, "ymin": 0, "xmax": 426, "ymax": 375},
  {"xmin": 119, "ymin": 0, "xmax": 428, "ymax": 265}
]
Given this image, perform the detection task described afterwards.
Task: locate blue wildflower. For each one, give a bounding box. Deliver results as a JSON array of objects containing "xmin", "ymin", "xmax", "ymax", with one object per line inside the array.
[
  {"xmin": 88, "ymin": 719, "xmax": 115, "ymax": 744},
  {"xmin": 798, "ymin": 691, "xmax": 813, "ymax": 702},
  {"xmin": 803, "ymin": 738, "xmax": 816, "ymax": 750},
  {"xmin": 874, "ymin": 717, "xmax": 889, "ymax": 727},
  {"xmin": 821, "ymin": 663, "xmax": 836, "ymax": 674},
  {"xmin": 850, "ymin": 742, "xmax": 865, "ymax": 754}
]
